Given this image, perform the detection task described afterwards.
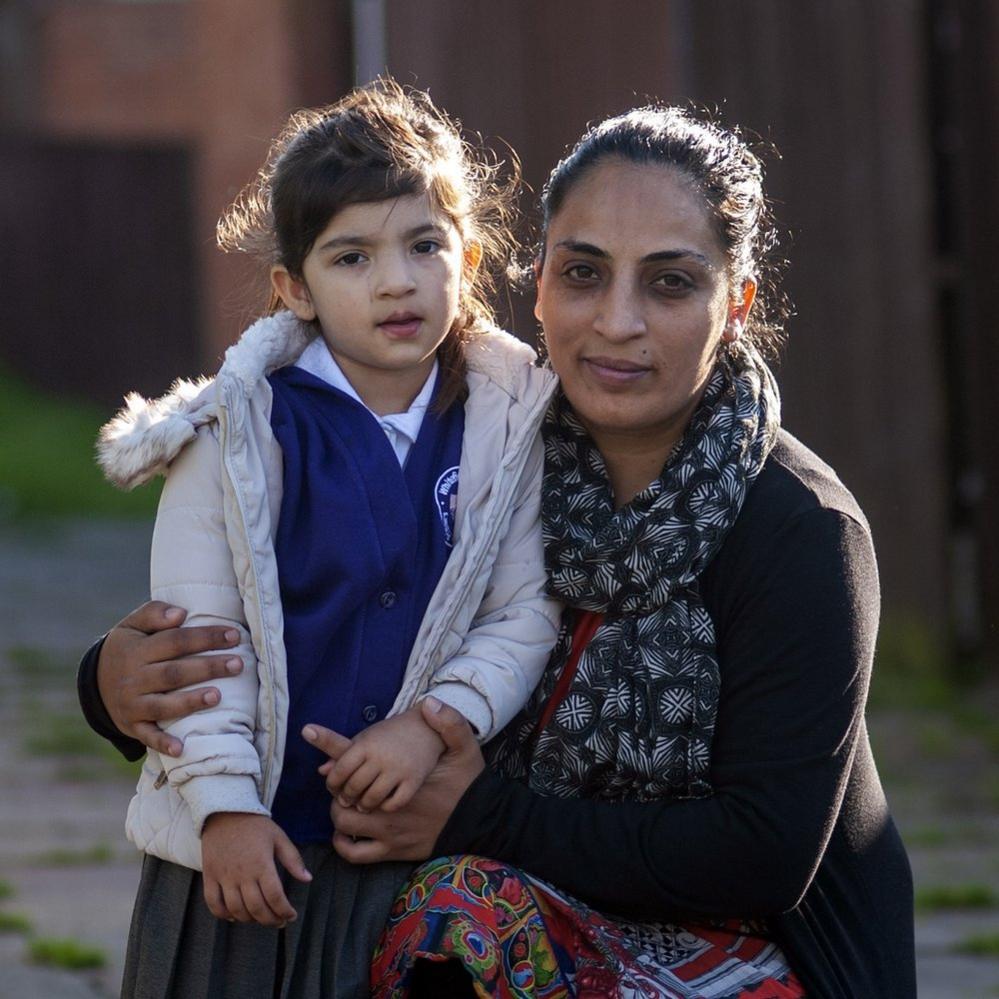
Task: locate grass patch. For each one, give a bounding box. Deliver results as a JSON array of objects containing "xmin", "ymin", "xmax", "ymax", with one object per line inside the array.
[
  {"xmin": 870, "ymin": 615, "xmax": 953, "ymax": 710},
  {"xmin": 0, "ymin": 880, "xmax": 12, "ymax": 900},
  {"xmin": 0, "ymin": 364, "xmax": 160, "ymax": 519},
  {"xmin": 6, "ymin": 645, "xmax": 67, "ymax": 681},
  {"xmin": 0, "ymin": 911, "xmax": 33, "ymax": 934},
  {"xmin": 901, "ymin": 825, "xmax": 951, "ymax": 848},
  {"xmin": 31, "ymin": 843, "xmax": 114, "ymax": 867},
  {"xmin": 28, "ymin": 936, "xmax": 107, "ymax": 970},
  {"xmin": 955, "ymin": 931, "xmax": 999, "ymax": 957},
  {"xmin": 916, "ymin": 884, "xmax": 998, "ymax": 912},
  {"xmin": 24, "ymin": 715, "xmax": 110, "ymax": 758}
]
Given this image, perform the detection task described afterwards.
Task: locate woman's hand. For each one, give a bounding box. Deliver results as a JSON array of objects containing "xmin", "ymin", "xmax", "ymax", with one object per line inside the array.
[
  {"xmin": 302, "ymin": 698, "xmax": 485, "ymax": 863},
  {"xmin": 98, "ymin": 601, "xmax": 244, "ymax": 757}
]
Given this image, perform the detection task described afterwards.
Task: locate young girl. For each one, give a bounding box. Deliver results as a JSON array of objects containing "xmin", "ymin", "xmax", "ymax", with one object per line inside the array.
[{"xmin": 97, "ymin": 80, "xmax": 559, "ymax": 996}]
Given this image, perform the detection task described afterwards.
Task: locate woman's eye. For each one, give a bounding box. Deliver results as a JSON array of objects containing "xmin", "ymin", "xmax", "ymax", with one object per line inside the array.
[
  {"xmin": 413, "ymin": 239, "xmax": 440, "ymax": 255},
  {"xmin": 564, "ymin": 263, "xmax": 598, "ymax": 282},
  {"xmin": 653, "ymin": 272, "xmax": 693, "ymax": 293},
  {"xmin": 335, "ymin": 251, "xmax": 366, "ymax": 266}
]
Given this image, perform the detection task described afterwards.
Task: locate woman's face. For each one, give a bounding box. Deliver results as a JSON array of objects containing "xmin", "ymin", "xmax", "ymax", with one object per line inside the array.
[{"xmin": 536, "ymin": 159, "xmax": 745, "ymax": 455}]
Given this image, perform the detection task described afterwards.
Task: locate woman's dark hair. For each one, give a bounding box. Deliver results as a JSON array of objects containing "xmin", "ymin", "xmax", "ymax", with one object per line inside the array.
[
  {"xmin": 218, "ymin": 77, "xmax": 521, "ymax": 409},
  {"xmin": 540, "ymin": 105, "xmax": 787, "ymax": 357}
]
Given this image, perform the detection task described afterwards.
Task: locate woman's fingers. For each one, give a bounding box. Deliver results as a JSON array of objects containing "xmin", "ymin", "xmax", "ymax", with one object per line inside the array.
[
  {"xmin": 131, "ymin": 720, "xmax": 183, "ymax": 758},
  {"xmin": 115, "ymin": 600, "xmax": 187, "ymax": 633},
  {"xmin": 332, "ymin": 830, "xmax": 387, "ymax": 864},
  {"xmin": 140, "ymin": 628, "xmax": 242, "ymax": 683}
]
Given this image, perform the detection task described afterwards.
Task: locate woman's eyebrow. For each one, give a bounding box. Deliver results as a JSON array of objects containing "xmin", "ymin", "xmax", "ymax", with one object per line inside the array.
[
  {"xmin": 641, "ymin": 249, "xmax": 714, "ymax": 269},
  {"xmin": 554, "ymin": 241, "xmax": 714, "ymax": 270}
]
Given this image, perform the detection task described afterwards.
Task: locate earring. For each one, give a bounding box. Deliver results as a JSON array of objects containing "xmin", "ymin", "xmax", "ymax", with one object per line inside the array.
[{"xmin": 724, "ymin": 319, "xmax": 743, "ymax": 343}]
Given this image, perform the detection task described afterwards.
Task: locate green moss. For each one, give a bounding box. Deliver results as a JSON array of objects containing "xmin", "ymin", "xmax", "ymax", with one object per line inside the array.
[
  {"xmin": 0, "ymin": 880, "xmax": 13, "ymax": 901},
  {"xmin": 28, "ymin": 937, "xmax": 107, "ymax": 970},
  {"xmin": 916, "ymin": 884, "xmax": 998, "ymax": 911},
  {"xmin": 955, "ymin": 931, "xmax": 999, "ymax": 957},
  {"xmin": 0, "ymin": 911, "xmax": 33, "ymax": 934},
  {"xmin": 0, "ymin": 365, "xmax": 160, "ymax": 519},
  {"xmin": 31, "ymin": 843, "xmax": 114, "ymax": 867}
]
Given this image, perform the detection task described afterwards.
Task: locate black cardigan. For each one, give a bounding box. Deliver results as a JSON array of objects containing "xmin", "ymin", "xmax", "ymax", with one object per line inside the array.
[{"xmin": 77, "ymin": 429, "xmax": 915, "ymax": 999}]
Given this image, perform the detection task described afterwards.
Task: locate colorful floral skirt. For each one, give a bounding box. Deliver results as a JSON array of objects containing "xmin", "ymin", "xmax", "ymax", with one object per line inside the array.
[{"xmin": 371, "ymin": 856, "xmax": 806, "ymax": 999}]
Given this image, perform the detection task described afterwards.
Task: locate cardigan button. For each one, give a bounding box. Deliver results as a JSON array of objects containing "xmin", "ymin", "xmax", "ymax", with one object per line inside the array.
[
  {"xmin": 361, "ymin": 704, "xmax": 379, "ymax": 723},
  {"xmin": 379, "ymin": 590, "xmax": 397, "ymax": 609}
]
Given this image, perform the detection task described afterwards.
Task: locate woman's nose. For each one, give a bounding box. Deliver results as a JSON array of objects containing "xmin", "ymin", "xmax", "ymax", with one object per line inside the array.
[{"xmin": 592, "ymin": 282, "xmax": 645, "ymax": 341}]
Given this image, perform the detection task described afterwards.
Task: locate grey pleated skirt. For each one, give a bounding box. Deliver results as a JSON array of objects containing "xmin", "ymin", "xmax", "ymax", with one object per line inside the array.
[{"xmin": 120, "ymin": 845, "xmax": 414, "ymax": 999}]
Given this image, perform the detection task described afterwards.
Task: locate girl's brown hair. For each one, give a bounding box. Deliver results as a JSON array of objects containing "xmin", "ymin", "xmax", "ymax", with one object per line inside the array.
[{"xmin": 218, "ymin": 77, "xmax": 522, "ymax": 410}]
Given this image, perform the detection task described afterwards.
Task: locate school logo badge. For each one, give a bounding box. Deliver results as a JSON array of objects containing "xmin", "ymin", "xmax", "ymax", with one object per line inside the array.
[{"xmin": 434, "ymin": 465, "xmax": 460, "ymax": 547}]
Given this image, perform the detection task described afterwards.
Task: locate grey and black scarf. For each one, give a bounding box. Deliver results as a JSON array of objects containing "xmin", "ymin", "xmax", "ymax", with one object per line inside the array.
[{"xmin": 487, "ymin": 345, "xmax": 781, "ymax": 802}]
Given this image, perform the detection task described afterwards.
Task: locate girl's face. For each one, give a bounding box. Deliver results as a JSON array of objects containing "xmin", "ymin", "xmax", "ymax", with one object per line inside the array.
[
  {"xmin": 273, "ymin": 192, "xmax": 465, "ymax": 414},
  {"xmin": 536, "ymin": 158, "xmax": 752, "ymax": 456}
]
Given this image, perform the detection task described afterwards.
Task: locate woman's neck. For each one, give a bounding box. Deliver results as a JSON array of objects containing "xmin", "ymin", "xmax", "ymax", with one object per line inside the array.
[{"xmin": 591, "ymin": 427, "xmax": 681, "ymax": 509}]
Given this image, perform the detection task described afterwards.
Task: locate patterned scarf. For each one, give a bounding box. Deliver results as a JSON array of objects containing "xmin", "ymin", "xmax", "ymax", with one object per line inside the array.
[{"xmin": 488, "ymin": 345, "xmax": 781, "ymax": 802}]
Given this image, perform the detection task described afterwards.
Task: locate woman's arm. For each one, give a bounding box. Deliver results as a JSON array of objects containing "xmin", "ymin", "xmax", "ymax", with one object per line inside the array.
[
  {"xmin": 329, "ymin": 507, "xmax": 879, "ymax": 920},
  {"xmin": 76, "ymin": 606, "xmax": 244, "ymax": 760}
]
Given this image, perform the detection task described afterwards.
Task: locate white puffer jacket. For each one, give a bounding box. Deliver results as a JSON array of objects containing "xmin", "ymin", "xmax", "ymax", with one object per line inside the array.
[{"xmin": 98, "ymin": 312, "xmax": 561, "ymax": 870}]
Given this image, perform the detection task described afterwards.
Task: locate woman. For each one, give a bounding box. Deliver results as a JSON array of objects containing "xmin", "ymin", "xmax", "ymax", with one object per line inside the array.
[{"xmin": 80, "ymin": 105, "xmax": 915, "ymax": 998}]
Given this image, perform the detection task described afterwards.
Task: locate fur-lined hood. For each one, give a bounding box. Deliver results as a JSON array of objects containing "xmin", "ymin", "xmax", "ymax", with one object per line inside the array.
[{"xmin": 97, "ymin": 311, "xmax": 543, "ymax": 491}]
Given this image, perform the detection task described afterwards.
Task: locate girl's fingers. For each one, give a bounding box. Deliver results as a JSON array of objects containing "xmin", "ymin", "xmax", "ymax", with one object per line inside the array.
[
  {"xmin": 273, "ymin": 831, "xmax": 312, "ymax": 885},
  {"xmin": 325, "ymin": 746, "xmax": 366, "ymax": 794},
  {"xmin": 340, "ymin": 759, "xmax": 381, "ymax": 804},
  {"xmin": 203, "ymin": 878, "xmax": 229, "ymax": 921},
  {"xmin": 357, "ymin": 773, "xmax": 399, "ymax": 813},
  {"xmin": 381, "ymin": 778, "xmax": 417, "ymax": 813},
  {"xmin": 259, "ymin": 871, "xmax": 297, "ymax": 924},
  {"xmin": 222, "ymin": 883, "xmax": 252, "ymax": 924},
  {"xmin": 240, "ymin": 880, "xmax": 284, "ymax": 927}
]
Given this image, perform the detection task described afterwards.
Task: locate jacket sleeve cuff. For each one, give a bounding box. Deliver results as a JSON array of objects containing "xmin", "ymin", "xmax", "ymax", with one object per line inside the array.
[
  {"xmin": 180, "ymin": 774, "xmax": 269, "ymax": 834},
  {"xmin": 423, "ymin": 683, "xmax": 492, "ymax": 739}
]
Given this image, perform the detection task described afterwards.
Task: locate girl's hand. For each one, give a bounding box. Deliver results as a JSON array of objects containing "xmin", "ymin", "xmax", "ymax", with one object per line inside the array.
[
  {"xmin": 319, "ymin": 706, "xmax": 446, "ymax": 813},
  {"xmin": 303, "ymin": 699, "xmax": 485, "ymax": 863},
  {"xmin": 201, "ymin": 813, "xmax": 312, "ymax": 927},
  {"xmin": 98, "ymin": 601, "xmax": 244, "ymax": 757}
]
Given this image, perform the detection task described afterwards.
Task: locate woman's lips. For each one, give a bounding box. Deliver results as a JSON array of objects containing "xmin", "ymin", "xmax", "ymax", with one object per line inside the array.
[
  {"xmin": 583, "ymin": 356, "xmax": 651, "ymax": 386},
  {"xmin": 379, "ymin": 314, "xmax": 422, "ymax": 338}
]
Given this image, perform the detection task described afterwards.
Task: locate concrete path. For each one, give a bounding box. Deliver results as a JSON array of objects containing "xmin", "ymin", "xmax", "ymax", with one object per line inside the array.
[{"xmin": 0, "ymin": 518, "xmax": 997, "ymax": 997}]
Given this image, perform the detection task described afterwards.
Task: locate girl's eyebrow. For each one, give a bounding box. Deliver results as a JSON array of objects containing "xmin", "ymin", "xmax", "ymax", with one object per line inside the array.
[
  {"xmin": 554, "ymin": 239, "xmax": 714, "ymax": 270},
  {"xmin": 316, "ymin": 222, "xmax": 445, "ymax": 253}
]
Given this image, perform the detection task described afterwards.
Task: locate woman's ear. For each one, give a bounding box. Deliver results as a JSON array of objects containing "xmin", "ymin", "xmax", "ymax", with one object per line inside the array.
[
  {"xmin": 532, "ymin": 255, "xmax": 544, "ymax": 323},
  {"xmin": 271, "ymin": 266, "xmax": 316, "ymax": 321},
  {"xmin": 722, "ymin": 278, "xmax": 757, "ymax": 343}
]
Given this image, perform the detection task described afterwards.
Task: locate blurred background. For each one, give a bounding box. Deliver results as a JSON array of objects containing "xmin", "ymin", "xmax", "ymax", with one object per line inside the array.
[{"xmin": 0, "ymin": 1, "xmax": 996, "ymax": 996}]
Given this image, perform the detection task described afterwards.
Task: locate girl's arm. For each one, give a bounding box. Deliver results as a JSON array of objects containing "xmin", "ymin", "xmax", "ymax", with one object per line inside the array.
[
  {"xmin": 424, "ymin": 432, "xmax": 561, "ymax": 739},
  {"xmin": 148, "ymin": 424, "xmax": 269, "ymax": 832}
]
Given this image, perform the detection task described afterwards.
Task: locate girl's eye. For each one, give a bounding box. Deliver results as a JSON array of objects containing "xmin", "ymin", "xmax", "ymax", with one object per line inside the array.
[
  {"xmin": 412, "ymin": 239, "xmax": 440, "ymax": 255},
  {"xmin": 653, "ymin": 272, "xmax": 693, "ymax": 293},
  {"xmin": 335, "ymin": 251, "xmax": 367, "ymax": 266}
]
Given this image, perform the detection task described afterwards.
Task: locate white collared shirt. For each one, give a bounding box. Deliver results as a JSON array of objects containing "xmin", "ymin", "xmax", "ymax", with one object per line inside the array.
[{"xmin": 294, "ymin": 337, "xmax": 437, "ymax": 467}]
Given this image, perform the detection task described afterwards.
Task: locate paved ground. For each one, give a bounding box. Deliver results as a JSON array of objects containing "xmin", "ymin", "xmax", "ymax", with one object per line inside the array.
[{"xmin": 0, "ymin": 518, "xmax": 997, "ymax": 997}]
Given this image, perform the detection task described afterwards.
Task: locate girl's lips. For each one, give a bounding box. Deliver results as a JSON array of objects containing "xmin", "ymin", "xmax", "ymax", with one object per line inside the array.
[
  {"xmin": 583, "ymin": 357, "xmax": 651, "ymax": 386},
  {"xmin": 378, "ymin": 317, "xmax": 422, "ymax": 338}
]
